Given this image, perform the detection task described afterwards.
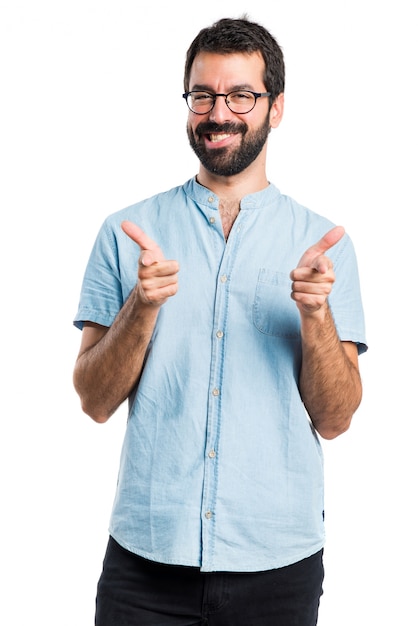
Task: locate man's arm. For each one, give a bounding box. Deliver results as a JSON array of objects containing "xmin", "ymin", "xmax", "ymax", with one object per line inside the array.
[
  {"xmin": 298, "ymin": 307, "xmax": 362, "ymax": 439},
  {"xmin": 290, "ymin": 226, "xmax": 363, "ymax": 439},
  {"xmin": 73, "ymin": 221, "xmax": 179, "ymax": 423}
]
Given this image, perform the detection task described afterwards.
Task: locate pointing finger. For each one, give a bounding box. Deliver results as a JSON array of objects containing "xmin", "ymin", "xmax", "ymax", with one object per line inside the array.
[
  {"xmin": 121, "ymin": 220, "xmax": 165, "ymax": 265},
  {"xmin": 297, "ymin": 225, "xmax": 345, "ymax": 269}
]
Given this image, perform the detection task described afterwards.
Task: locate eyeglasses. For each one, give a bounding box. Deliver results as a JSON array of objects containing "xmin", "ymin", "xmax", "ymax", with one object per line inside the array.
[{"xmin": 182, "ymin": 90, "xmax": 271, "ymax": 115}]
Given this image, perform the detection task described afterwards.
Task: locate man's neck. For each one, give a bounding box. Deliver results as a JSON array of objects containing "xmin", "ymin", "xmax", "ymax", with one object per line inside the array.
[
  {"xmin": 196, "ymin": 165, "xmax": 269, "ymax": 203},
  {"xmin": 196, "ymin": 169, "xmax": 269, "ymax": 240}
]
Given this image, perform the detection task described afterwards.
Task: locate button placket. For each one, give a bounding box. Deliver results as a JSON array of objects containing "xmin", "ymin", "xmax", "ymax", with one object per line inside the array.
[{"xmin": 201, "ymin": 217, "xmax": 241, "ymax": 568}]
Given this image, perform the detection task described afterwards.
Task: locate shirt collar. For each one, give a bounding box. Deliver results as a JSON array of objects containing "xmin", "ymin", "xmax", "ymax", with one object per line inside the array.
[{"xmin": 184, "ymin": 176, "xmax": 281, "ymax": 211}]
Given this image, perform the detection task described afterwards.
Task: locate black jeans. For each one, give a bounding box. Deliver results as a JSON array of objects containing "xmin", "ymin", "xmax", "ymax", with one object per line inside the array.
[{"xmin": 95, "ymin": 537, "xmax": 324, "ymax": 626}]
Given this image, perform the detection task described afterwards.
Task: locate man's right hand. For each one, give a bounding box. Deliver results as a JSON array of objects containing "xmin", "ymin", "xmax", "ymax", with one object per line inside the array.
[{"xmin": 121, "ymin": 220, "xmax": 179, "ymax": 306}]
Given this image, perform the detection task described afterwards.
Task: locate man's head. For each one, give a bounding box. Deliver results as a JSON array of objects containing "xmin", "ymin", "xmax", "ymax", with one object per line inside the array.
[
  {"xmin": 183, "ymin": 17, "xmax": 285, "ymax": 179},
  {"xmin": 184, "ymin": 16, "xmax": 285, "ymax": 101}
]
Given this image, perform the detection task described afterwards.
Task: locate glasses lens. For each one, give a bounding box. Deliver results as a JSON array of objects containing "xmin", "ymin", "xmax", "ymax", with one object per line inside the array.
[
  {"xmin": 227, "ymin": 91, "xmax": 256, "ymax": 113},
  {"xmin": 187, "ymin": 92, "xmax": 214, "ymax": 114}
]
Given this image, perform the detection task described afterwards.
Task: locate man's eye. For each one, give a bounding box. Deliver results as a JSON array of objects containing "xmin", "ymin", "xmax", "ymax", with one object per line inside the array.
[
  {"xmin": 230, "ymin": 91, "xmax": 252, "ymax": 101},
  {"xmin": 193, "ymin": 93, "xmax": 212, "ymax": 102}
]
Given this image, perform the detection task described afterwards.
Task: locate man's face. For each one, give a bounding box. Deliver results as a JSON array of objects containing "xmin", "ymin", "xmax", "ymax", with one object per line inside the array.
[{"xmin": 186, "ymin": 51, "xmax": 273, "ymax": 177}]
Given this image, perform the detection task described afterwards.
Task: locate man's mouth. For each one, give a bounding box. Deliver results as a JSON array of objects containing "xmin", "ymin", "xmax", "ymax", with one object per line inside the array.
[
  {"xmin": 196, "ymin": 122, "xmax": 247, "ymax": 143},
  {"xmin": 208, "ymin": 133, "xmax": 232, "ymax": 143}
]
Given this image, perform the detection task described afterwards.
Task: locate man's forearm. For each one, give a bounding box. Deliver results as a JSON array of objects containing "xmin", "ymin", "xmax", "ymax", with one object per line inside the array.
[
  {"xmin": 73, "ymin": 287, "xmax": 160, "ymax": 423},
  {"xmin": 299, "ymin": 305, "xmax": 362, "ymax": 439}
]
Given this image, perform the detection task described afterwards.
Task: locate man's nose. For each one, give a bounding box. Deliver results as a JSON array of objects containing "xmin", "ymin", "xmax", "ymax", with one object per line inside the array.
[{"xmin": 208, "ymin": 96, "xmax": 232, "ymax": 122}]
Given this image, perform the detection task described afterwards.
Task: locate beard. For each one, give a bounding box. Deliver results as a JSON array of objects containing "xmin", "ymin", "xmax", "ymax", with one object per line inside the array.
[{"xmin": 187, "ymin": 115, "xmax": 271, "ymax": 177}]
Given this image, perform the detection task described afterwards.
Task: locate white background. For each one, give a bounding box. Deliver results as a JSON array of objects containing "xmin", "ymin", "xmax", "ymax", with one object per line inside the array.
[{"xmin": 1, "ymin": 1, "xmax": 416, "ymax": 624}]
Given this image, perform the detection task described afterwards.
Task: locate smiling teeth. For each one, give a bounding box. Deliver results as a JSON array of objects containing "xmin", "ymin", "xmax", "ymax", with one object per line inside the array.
[{"xmin": 209, "ymin": 133, "xmax": 230, "ymax": 142}]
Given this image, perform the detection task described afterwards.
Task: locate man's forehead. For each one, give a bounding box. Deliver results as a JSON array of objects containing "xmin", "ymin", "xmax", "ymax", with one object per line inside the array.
[{"xmin": 189, "ymin": 51, "xmax": 265, "ymax": 88}]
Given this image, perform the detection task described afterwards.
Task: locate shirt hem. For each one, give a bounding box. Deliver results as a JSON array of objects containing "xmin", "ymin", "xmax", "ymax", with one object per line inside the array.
[{"xmin": 109, "ymin": 531, "xmax": 325, "ymax": 573}]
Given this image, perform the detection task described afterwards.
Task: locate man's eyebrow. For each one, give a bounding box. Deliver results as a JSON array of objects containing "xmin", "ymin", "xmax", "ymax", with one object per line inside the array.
[{"xmin": 189, "ymin": 83, "xmax": 256, "ymax": 92}]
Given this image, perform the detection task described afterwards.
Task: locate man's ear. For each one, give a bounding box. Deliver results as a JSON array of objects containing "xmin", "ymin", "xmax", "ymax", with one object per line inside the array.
[{"xmin": 269, "ymin": 92, "xmax": 284, "ymax": 129}]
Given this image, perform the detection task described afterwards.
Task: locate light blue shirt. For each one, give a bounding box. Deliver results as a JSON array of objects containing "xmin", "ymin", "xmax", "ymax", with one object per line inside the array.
[{"xmin": 74, "ymin": 178, "xmax": 367, "ymax": 572}]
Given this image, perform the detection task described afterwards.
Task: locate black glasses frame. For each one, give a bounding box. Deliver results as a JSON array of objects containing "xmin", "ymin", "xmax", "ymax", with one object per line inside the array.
[{"xmin": 182, "ymin": 90, "xmax": 271, "ymax": 115}]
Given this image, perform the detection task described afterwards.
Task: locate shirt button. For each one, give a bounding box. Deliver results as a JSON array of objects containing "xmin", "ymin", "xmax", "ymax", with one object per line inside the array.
[
  {"xmin": 216, "ymin": 330, "xmax": 224, "ymax": 339},
  {"xmin": 208, "ymin": 196, "xmax": 214, "ymax": 203},
  {"xmin": 205, "ymin": 511, "xmax": 213, "ymax": 519},
  {"xmin": 220, "ymin": 274, "xmax": 227, "ymax": 283},
  {"xmin": 209, "ymin": 216, "xmax": 216, "ymax": 224},
  {"xmin": 212, "ymin": 388, "xmax": 220, "ymax": 396},
  {"xmin": 208, "ymin": 450, "xmax": 216, "ymax": 458}
]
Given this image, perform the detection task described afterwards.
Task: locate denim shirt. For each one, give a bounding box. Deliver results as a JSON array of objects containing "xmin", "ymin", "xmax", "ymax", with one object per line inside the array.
[{"xmin": 74, "ymin": 178, "xmax": 367, "ymax": 572}]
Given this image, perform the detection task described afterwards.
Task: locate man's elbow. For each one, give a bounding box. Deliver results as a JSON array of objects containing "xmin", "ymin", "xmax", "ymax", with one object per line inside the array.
[
  {"xmin": 80, "ymin": 400, "xmax": 112, "ymax": 424},
  {"xmin": 316, "ymin": 399, "xmax": 361, "ymax": 439},
  {"xmin": 73, "ymin": 372, "xmax": 112, "ymax": 424},
  {"xmin": 74, "ymin": 389, "xmax": 112, "ymax": 423},
  {"xmin": 317, "ymin": 418, "xmax": 352, "ymax": 440}
]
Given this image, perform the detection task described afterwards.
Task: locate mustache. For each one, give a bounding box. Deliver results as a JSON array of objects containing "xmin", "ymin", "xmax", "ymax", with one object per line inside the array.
[{"xmin": 195, "ymin": 121, "xmax": 248, "ymax": 137}]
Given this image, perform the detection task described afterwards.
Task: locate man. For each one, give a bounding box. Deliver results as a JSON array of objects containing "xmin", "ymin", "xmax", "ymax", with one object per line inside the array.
[{"xmin": 73, "ymin": 16, "xmax": 367, "ymax": 626}]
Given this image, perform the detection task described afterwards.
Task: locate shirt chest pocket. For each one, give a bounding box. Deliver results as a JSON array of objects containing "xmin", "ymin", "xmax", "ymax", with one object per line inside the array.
[{"xmin": 252, "ymin": 268, "xmax": 300, "ymax": 339}]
